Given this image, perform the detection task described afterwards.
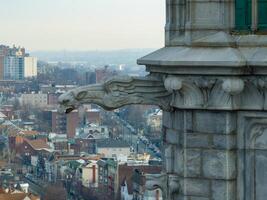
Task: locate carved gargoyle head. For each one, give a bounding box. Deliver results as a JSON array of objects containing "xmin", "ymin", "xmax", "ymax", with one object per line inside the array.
[{"xmin": 58, "ymin": 91, "xmax": 79, "ymax": 114}]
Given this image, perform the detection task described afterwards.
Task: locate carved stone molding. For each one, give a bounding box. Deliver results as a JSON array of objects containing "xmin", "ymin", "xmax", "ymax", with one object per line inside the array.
[
  {"xmin": 222, "ymin": 78, "xmax": 245, "ymax": 95},
  {"xmin": 163, "ymin": 76, "xmax": 267, "ymax": 111},
  {"xmin": 58, "ymin": 75, "xmax": 267, "ymax": 113},
  {"xmin": 237, "ymin": 112, "xmax": 267, "ymax": 200},
  {"xmin": 58, "ymin": 76, "xmax": 172, "ymax": 113}
]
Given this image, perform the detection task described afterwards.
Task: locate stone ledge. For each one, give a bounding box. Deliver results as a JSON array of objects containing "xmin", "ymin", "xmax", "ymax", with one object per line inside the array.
[
  {"xmin": 138, "ymin": 46, "xmax": 267, "ymax": 75},
  {"xmin": 137, "ymin": 47, "xmax": 245, "ymax": 67}
]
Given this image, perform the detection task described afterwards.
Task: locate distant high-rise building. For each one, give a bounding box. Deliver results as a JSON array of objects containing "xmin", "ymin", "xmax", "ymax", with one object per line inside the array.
[
  {"xmin": 4, "ymin": 56, "xmax": 24, "ymax": 80},
  {"xmin": 0, "ymin": 45, "xmax": 37, "ymax": 80},
  {"xmin": 0, "ymin": 56, "xmax": 4, "ymax": 80},
  {"xmin": 24, "ymin": 56, "xmax": 37, "ymax": 78}
]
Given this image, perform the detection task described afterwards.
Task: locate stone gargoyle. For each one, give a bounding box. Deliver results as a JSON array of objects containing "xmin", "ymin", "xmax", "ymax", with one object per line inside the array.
[{"xmin": 58, "ymin": 76, "xmax": 172, "ymax": 113}]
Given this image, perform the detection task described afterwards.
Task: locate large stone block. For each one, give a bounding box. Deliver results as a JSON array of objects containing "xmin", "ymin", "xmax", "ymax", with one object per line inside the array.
[
  {"xmin": 173, "ymin": 110, "xmax": 184, "ymax": 130},
  {"xmin": 186, "ymin": 133, "xmax": 210, "ymax": 148},
  {"xmin": 213, "ymin": 134, "xmax": 236, "ymax": 150},
  {"xmin": 182, "ymin": 178, "xmax": 210, "ymax": 197},
  {"xmin": 163, "ymin": 111, "xmax": 174, "ymax": 129},
  {"xmin": 185, "ymin": 149, "xmax": 201, "ymax": 177},
  {"xmin": 193, "ymin": 111, "xmax": 236, "ymax": 134},
  {"xmin": 165, "ymin": 145, "xmax": 174, "ymax": 173},
  {"xmin": 173, "ymin": 110, "xmax": 193, "ymax": 131},
  {"xmin": 166, "ymin": 128, "xmax": 179, "ymax": 145},
  {"xmin": 203, "ymin": 150, "xmax": 236, "ymax": 179},
  {"xmin": 174, "ymin": 147, "xmax": 184, "ymax": 176},
  {"xmin": 211, "ymin": 180, "xmax": 236, "ymax": 200}
]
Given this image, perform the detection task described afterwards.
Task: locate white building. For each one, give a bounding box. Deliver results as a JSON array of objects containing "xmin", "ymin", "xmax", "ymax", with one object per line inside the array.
[
  {"xmin": 24, "ymin": 56, "xmax": 37, "ymax": 78},
  {"xmin": 80, "ymin": 160, "xmax": 99, "ymax": 188},
  {"xmin": 20, "ymin": 92, "xmax": 48, "ymax": 108},
  {"xmin": 96, "ymin": 139, "xmax": 131, "ymax": 158}
]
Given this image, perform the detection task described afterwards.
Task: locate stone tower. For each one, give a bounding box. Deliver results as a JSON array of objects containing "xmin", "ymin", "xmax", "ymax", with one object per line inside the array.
[
  {"xmin": 138, "ymin": 1, "xmax": 267, "ymax": 200},
  {"xmin": 59, "ymin": 1, "xmax": 267, "ymax": 200}
]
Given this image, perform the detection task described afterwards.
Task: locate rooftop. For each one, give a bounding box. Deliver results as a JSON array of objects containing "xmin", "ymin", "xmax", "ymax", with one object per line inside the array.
[
  {"xmin": 24, "ymin": 139, "xmax": 51, "ymax": 151},
  {"xmin": 97, "ymin": 139, "xmax": 130, "ymax": 148}
]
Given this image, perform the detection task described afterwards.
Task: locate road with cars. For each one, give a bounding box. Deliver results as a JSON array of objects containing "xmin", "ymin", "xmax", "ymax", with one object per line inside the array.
[{"xmin": 107, "ymin": 111, "xmax": 162, "ymax": 159}]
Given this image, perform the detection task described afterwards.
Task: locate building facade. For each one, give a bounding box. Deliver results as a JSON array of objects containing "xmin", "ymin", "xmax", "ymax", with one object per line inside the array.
[
  {"xmin": 20, "ymin": 92, "xmax": 48, "ymax": 108},
  {"xmin": 24, "ymin": 56, "xmax": 37, "ymax": 78},
  {"xmin": 0, "ymin": 45, "xmax": 37, "ymax": 80},
  {"xmin": 51, "ymin": 109, "xmax": 80, "ymax": 138},
  {"xmin": 4, "ymin": 56, "xmax": 24, "ymax": 80}
]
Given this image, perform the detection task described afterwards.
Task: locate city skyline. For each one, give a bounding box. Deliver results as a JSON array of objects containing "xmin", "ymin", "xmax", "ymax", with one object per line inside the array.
[{"xmin": 0, "ymin": 0, "xmax": 165, "ymax": 51}]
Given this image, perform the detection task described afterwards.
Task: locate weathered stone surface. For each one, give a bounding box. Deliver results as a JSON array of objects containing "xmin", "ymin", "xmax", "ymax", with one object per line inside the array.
[
  {"xmin": 175, "ymin": 196, "xmax": 210, "ymax": 200},
  {"xmin": 193, "ymin": 111, "xmax": 236, "ymax": 134},
  {"xmin": 185, "ymin": 150, "xmax": 201, "ymax": 177},
  {"xmin": 174, "ymin": 147, "xmax": 184, "ymax": 176},
  {"xmin": 182, "ymin": 178, "xmax": 210, "ymax": 197},
  {"xmin": 163, "ymin": 111, "xmax": 174, "ymax": 129},
  {"xmin": 213, "ymin": 134, "xmax": 236, "ymax": 150},
  {"xmin": 211, "ymin": 180, "xmax": 236, "ymax": 200},
  {"xmin": 166, "ymin": 128, "xmax": 179, "ymax": 145},
  {"xmin": 185, "ymin": 111, "xmax": 193, "ymax": 132},
  {"xmin": 173, "ymin": 110, "xmax": 184, "ymax": 131},
  {"xmin": 165, "ymin": 145, "xmax": 174, "ymax": 173},
  {"xmin": 186, "ymin": 133, "xmax": 210, "ymax": 148},
  {"xmin": 58, "ymin": 76, "xmax": 172, "ymax": 113},
  {"xmin": 203, "ymin": 150, "xmax": 236, "ymax": 179},
  {"xmin": 190, "ymin": 197, "xmax": 210, "ymax": 200}
]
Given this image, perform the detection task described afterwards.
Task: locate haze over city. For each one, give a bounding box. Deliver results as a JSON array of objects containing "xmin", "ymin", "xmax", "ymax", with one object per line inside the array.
[
  {"xmin": 0, "ymin": 0, "xmax": 165, "ymax": 51},
  {"xmin": 1, "ymin": 1, "xmax": 264, "ymax": 200}
]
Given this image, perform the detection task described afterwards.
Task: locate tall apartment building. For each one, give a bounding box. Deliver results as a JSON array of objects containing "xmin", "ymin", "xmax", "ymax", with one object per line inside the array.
[
  {"xmin": 4, "ymin": 56, "xmax": 24, "ymax": 80},
  {"xmin": 0, "ymin": 45, "xmax": 37, "ymax": 80},
  {"xmin": 0, "ymin": 56, "xmax": 4, "ymax": 79}
]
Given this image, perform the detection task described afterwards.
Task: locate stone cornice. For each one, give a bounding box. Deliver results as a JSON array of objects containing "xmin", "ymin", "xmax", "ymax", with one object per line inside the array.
[
  {"xmin": 58, "ymin": 75, "xmax": 267, "ymax": 112},
  {"xmin": 165, "ymin": 75, "xmax": 267, "ymax": 111}
]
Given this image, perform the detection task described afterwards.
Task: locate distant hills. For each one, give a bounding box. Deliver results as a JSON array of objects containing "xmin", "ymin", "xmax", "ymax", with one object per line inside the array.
[{"xmin": 31, "ymin": 49, "xmax": 156, "ymax": 66}]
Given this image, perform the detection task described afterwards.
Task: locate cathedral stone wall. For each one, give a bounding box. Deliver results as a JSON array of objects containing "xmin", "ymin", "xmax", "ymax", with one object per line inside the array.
[
  {"xmin": 163, "ymin": 110, "xmax": 237, "ymax": 200},
  {"xmin": 163, "ymin": 109, "xmax": 267, "ymax": 200}
]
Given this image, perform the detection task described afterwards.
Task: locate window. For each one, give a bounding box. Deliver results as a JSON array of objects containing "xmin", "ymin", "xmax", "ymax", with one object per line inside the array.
[
  {"xmin": 258, "ymin": 0, "xmax": 267, "ymax": 30},
  {"xmin": 235, "ymin": 0, "xmax": 267, "ymax": 31}
]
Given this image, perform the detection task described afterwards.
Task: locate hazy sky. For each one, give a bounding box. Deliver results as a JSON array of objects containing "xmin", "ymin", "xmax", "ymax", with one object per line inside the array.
[{"xmin": 0, "ymin": 0, "xmax": 165, "ymax": 51}]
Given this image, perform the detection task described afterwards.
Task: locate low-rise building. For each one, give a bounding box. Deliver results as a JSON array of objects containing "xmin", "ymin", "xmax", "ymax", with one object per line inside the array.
[
  {"xmin": 78, "ymin": 123, "xmax": 109, "ymax": 140},
  {"xmin": 18, "ymin": 138, "xmax": 53, "ymax": 163},
  {"xmin": 20, "ymin": 92, "xmax": 48, "ymax": 108},
  {"xmin": 96, "ymin": 139, "xmax": 131, "ymax": 158},
  {"xmin": 78, "ymin": 160, "xmax": 99, "ymax": 188},
  {"xmin": 85, "ymin": 109, "xmax": 101, "ymax": 125},
  {"xmin": 51, "ymin": 109, "xmax": 80, "ymax": 138}
]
